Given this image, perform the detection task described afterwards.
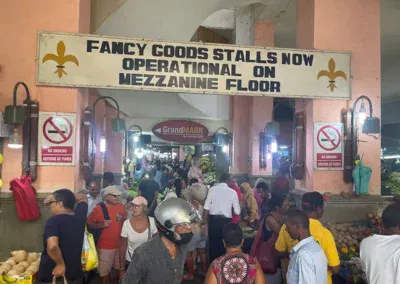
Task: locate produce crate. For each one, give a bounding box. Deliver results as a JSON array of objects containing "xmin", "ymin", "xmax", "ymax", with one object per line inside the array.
[{"xmin": 1, "ymin": 273, "xmax": 36, "ymax": 284}]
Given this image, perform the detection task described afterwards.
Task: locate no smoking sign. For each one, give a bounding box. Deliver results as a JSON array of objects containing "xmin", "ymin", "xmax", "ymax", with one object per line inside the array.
[
  {"xmin": 314, "ymin": 123, "xmax": 343, "ymax": 170},
  {"xmin": 39, "ymin": 112, "xmax": 76, "ymax": 166}
]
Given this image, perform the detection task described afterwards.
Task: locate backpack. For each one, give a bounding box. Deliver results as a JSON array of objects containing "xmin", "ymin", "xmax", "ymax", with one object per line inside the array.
[
  {"xmin": 88, "ymin": 202, "xmax": 110, "ymax": 244},
  {"xmin": 9, "ymin": 175, "xmax": 40, "ymax": 221}
]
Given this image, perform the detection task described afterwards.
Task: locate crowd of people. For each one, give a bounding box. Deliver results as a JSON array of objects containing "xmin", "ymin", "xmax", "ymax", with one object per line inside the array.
[{"xmin": 35, "ymin": 159, "xmax": 400, "ymax": 284}]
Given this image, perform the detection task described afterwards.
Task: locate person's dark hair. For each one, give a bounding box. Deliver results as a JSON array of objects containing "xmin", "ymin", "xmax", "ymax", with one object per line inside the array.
[
  {"xmin": 382, "ymin": 204, "xmax": 400, "ymax": 229},
  {"xmin": 103, "ymin": 172, "xmax": 115, "ymax": 184},
  {"xmin": 189, "ymin": 178, "xmax": 199, "ymax": 186},
  {"xmin": 222, "ymin": 223, "xmax": 243, "ymax": 248},
  {"xmin": 148, "ymin": 168, "xmax": 156, "ymax": 179},
  {"xmin": 256, "ymin": 181, "xmax": 268, "ymax": 191},
  {"xmin": 302, "ymin": 192, "xmax": 324, "ymax": 213},
  {"xmin": 286, "ymin": 208, "xmax": 309, "ymax": 229},
  {"xmin": 53, "ymin": 189, "xmax": 75, "ymax": 210},
  {"xmin": 219, "ymin": 173, "xmax": 230, "ymax": 183},
  {"xmin": 174, "ymin": 178, "xmax": 184, "ymax": 197},
  {"xmin": 269, "ymin": 192, "xmax": 288, "ymax": 211}
]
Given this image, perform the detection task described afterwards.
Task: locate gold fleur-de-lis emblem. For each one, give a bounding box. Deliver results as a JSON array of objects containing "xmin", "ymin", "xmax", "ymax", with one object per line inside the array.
[
  {"xmin": 42, "ymin": 41, "xmax": 79, "ymax": 78},
  {"xmin": 317, "ymin": 58, "xmax": 347, "ymax": 92}
]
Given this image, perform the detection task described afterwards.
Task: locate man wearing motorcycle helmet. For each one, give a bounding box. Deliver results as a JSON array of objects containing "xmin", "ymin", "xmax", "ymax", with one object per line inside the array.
[{"xmin": 122, "ymin": 197, "xmax": 201, "ymax": 284}]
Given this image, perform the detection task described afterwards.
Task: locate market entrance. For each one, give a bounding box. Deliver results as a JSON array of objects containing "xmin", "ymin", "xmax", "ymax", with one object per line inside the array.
[{"xmin": 124, "ymin": 119, "xmax": 230, "ymax": 191}]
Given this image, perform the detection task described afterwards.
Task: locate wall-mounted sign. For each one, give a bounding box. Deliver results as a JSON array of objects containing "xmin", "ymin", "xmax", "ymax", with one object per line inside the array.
[
  {"xmin": 37, "ymin": 31, "xmax": 351, "ymax": 99},
  {"xmin": 38, "ymin": 112, "xmax": 76, "ymax": 165},
  {"xmin": 314, "ymin": 122, "xmax": 343, "ymax": 170},
  {"xmin": 152, "ymin": 120, "xmax": 208, "ymax": 143}
]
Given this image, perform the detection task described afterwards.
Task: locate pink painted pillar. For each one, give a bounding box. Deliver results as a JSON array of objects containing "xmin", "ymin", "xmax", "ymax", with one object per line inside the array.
[
  {"xmin": 296, "ymin": 0, "xmax": 381, "ymax": 194},
  {"xmin": 89, "ymin": 91, "xmax": 106, "ymax": 174},
  {"xmin": 104, "ymin": 112, "xmax": 124, "ymax": 175},
  {"xmin": 231, "ymin": 96, "xmax": 251, "ymax": 174},
  {"xmin": 0, "ymin": 0, "xmax": 90, "ymax": 192},
  {"xmin": 248, "ymin": 22, "xmax": 274, "ymax": 176}
]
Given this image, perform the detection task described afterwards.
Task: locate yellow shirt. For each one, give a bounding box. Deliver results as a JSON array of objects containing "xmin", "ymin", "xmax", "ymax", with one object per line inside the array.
[{"xmin": 275, "ymin": 218, "xmax": 340, "ymax": 284}]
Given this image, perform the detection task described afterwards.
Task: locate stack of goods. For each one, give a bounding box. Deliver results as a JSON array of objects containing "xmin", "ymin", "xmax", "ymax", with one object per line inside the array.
[
  {"xmin": 200, "ymin": 157, "xmax": 216, "ymax": 185},
  {"xmin": 128, "ymin": 181, "xmax": 140, "ymax": 198},
  {"xmin": 326, "ymin": 211, "xmax": 385, "ymax": 283},
  {"xmin": 327, "ymin": 223, "xmax": 371, "ymax": 254},
  {"xmin": 0, "ymin": 251, "xmax": 40, "ymax": 281},
  {"xmin": 365, "ymin": 213, "xmax": 384, "ymax": 234}
]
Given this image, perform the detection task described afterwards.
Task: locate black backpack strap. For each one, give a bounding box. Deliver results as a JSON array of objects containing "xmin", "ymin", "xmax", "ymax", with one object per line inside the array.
[{"xmin": 99, "ymin": 202, "xmax": 110, "ymax": 220}]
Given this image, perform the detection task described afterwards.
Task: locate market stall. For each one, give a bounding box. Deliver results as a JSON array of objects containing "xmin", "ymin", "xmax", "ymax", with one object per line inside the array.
[
  {"xmin": 327, "ymin": 212, "xmax": 384, "ymax": 283},
  {"xmin": 0, "ymin": 251, "xmax": 40, "ymax": 283}
]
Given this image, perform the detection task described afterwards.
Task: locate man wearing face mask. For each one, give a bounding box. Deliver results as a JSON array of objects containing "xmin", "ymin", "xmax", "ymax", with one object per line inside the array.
[{"xmin": 122, "ymin": 198, "xmax": 200, "ymax": 284}]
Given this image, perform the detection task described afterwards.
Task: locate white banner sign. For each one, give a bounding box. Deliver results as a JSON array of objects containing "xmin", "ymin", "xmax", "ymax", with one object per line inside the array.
[
  {"xmin": 38, "ymin": 112, "xmax": 76, "ymax": 166},
  {"xmin": 314, "ymin": 122, "xmax": 344, "ymax": 170},
  {"xmin": 36, "ymin": 31, "xmax": 351, "ymax": 99}
]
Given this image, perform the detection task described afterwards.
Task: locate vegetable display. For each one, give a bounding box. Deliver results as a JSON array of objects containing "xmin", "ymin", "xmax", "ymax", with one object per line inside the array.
[
  {"xmin": 326, "ymin": 211, "xmax": 388, "ymax": 283},
  {"xmin": 0, "ymin": 251, "xmax": 40, "ymax": 281}
]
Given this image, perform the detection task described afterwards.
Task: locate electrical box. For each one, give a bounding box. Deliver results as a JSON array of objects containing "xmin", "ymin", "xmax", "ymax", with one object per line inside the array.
[
  {"xmin": 140, "ymin": 134, "xmax": 152, "ymax": 145},
  {"xmin": 111, "ymin": 118, "xmax": 126, "ymax": 133},
  {"xmin": 0, "ymin": 112, "xmax": 13, "ymax": 138},
  {"xmin": 4, "ymin": 105, "xmax": 25, "ymax": 125}
]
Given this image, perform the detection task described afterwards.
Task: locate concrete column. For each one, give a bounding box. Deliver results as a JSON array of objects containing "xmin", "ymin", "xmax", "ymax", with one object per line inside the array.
[
  {"xmin": 231, "ymin": 5, "xmax": 253, "ymax": 175},
  {"xmin": 296, "ymin": 0, "xmax": 381, "ymax": 194},
  {"xmin": 0, "ymin": 0, "xmax": 90, "ymax": 192},
  {"xmin": 104, "ymin": 113, "xmax": 124, "ymax": 175},
  {"xmin": 248, "ymin": 21, "xmax": 274, "ymax": 176}
]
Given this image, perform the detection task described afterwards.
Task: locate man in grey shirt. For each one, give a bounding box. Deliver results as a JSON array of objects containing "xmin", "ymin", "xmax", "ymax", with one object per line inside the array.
[
  {"xmin": 122, "ymin": 198, "xmax": 200, "ymax": 284},
  {"xmin": 285, "ymin": 208, "xmax": 327, "ymax": 284}
]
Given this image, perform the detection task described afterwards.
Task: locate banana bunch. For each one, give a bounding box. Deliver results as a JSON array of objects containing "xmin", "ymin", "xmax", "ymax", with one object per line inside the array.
[{"xmin": 0, "ymin": 273, "xmax": 17, "ymax": 284}]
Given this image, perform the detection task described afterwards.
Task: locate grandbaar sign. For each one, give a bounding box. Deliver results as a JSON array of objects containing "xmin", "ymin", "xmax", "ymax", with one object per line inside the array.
[{"xmin": 36, "ymin": 31, "xmax": 351, "ymax": 99}]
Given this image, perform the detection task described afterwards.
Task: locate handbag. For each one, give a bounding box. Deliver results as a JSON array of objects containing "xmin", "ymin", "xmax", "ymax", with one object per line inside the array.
[
  {"xmin": 52, "ymin": 276, "xmax": 67, "ymax": 284},
  {"xmin": 9, "ymin": 175, "xmax": 40, "ymax": 221},
  {"xmin": 82, "ymin": 226, "xmax": 99, "ymax": 271},
  {"xmin": 250, "ymin": 215, "xmax": 279, "ymax": 274}
]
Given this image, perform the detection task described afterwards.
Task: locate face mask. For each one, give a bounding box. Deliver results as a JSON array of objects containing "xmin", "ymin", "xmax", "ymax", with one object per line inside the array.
[{"xmin": 175, "ymin": 232, "xmax": 193, "ymax": 245}]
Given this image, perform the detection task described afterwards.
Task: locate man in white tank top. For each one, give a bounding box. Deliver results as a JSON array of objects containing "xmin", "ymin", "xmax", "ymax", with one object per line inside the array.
[{"xmin": 360, "ymin": 204, "xmax": 400, "ymax": 284}]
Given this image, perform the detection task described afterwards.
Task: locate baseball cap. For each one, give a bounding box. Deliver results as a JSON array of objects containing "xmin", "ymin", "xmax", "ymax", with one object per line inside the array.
[
  {"xmin": 131, "ymin": 196, "xmax": 148, "ymax": 206},
  {"xmin": 302, "ymin": 192, "xmax": 324, "ymax": 210},
  {"xmin": 103, "ymin": 186, "xmax": 122, "ymax": 196}
]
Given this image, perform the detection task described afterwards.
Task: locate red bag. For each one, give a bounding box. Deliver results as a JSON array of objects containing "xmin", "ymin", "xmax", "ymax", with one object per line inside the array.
[
  {"xmin": 9, "ymin": 175, "xmax": 40, "ymax": 221},
  {"xmin": 250, "ymin": 216, "xmax": 279, "ymax": 274}
]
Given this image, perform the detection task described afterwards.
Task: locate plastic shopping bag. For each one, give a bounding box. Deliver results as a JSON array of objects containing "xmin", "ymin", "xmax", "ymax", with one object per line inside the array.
[{"xmin": 82, "ymin": 227, "xmax": 99, "ymax": 271}]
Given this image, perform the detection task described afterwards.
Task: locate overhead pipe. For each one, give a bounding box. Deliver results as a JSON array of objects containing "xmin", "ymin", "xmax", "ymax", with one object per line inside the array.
[
  {"xmin": 291, "ymin": 111, "xmax": 305, "ymax": 180},
  {"xmin": 28, "ymin": 100, "xmax": 39, "ymax": 180},
  {"xmin": 343, "ymin": 110, "xmax": 353, "ymax": 183},
  {"xmin": 82, "ymin": 107, "xmax": 92, "ymax": 183},
  {"xmin": 14, "ymin": 82, "xmax": 32, "ymax": 176}
]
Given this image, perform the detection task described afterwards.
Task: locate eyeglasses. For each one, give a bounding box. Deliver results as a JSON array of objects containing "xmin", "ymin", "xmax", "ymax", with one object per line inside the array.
[
  {"xmin": 46, "ymin": 201, "xmax": 56, "ymax": 206},
  {"xmin": 109, "ymin": 194, "xmax": 119, "ymax": 198}
]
